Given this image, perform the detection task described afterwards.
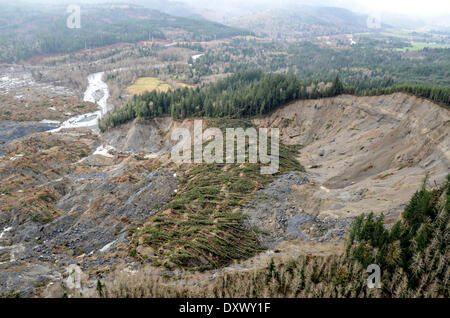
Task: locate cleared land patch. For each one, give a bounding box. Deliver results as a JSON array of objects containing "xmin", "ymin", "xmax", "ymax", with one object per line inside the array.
[
  {"xmin": 127, "ymin": 77, "xmax": 170, "ymax": 95},
  {"xmin": 126, "ymin": 77, "xmax": 194, "ymax": 95}
]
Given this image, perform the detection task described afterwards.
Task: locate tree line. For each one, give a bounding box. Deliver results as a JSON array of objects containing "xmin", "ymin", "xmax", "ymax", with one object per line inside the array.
[
  {"xmin": 99, "ymin": 69, "xmax": 449, "ymax": 131},
  {"xmin": 345, "ymin": 85, "xmax": 450, "ymax": 107},
  {"xmin": 99, "ymin": 70, "xmax": 345, "ymax": 131}
]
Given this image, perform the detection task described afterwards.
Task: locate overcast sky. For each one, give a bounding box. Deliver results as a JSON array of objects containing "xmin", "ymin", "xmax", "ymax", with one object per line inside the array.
[{"xmin": 315, "ymin": 0, "xmax": 450, "ymax": 17}]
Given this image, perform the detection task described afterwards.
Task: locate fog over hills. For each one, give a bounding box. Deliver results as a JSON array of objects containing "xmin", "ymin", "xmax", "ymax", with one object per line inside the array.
[
  {"xmin": 4, "ymin": 0, "xmax": 450, "ymax": 29},
  {"xmin": 183, "ymin": 0, "xmax": 450, "ymax": 29}
]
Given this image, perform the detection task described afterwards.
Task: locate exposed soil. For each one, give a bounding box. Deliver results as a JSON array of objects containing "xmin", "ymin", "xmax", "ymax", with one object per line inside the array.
[{"xmin": 253, "ymin": 93, "xmax": 449, "ymax": 225}]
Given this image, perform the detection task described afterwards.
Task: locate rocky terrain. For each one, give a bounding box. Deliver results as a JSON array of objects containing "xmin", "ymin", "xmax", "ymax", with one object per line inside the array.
[
  {"xmin": 0, "ymin": 128, "xmax": 179, "ymax": 296},
  {"xmin": 243, "ymin": 171, "xmax": 354, "ymax": 248},
  {"xmin": 0, "ymin": 88, "xmax": 448, "ymax": 297}
]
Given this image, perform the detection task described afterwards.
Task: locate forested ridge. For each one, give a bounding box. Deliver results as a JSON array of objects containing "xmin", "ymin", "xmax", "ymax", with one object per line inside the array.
[{"xmin": 99, "ymin": 69, "xmax": 450, "ymax": 131}]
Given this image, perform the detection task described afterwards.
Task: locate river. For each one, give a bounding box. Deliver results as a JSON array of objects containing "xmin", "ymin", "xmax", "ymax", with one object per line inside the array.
[{"xmin": 51, "ymin": 72, "xmax": 109, "ymax": 132}]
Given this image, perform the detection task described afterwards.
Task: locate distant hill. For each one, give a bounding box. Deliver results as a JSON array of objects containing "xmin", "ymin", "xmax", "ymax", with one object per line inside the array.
[
  {"xmin": 222, "ymin": 6, "xmax": 372, "ymax": 39},
  {"xmin": 0, "ymin": 3, "xmax": 250, "ymax": 63},
  {"xmin": 127, "ymin": 0, "xmax": 203, "ymax": 19}
]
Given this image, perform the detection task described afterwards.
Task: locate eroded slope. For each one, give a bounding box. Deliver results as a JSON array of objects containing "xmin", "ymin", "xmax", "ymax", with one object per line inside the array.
[{"xmin": 251, "ymin": 93, "xmax": 449, "ymax": 235}]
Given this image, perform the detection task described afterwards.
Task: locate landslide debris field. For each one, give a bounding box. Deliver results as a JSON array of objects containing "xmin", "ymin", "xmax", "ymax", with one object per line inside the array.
[
  {"xmin": 0, "ymin": 92, "xmax": 448, "ymax": 297},
  {"xmin": 0, "ymin": 67, "xmax": 98, "ymax": 123}
]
